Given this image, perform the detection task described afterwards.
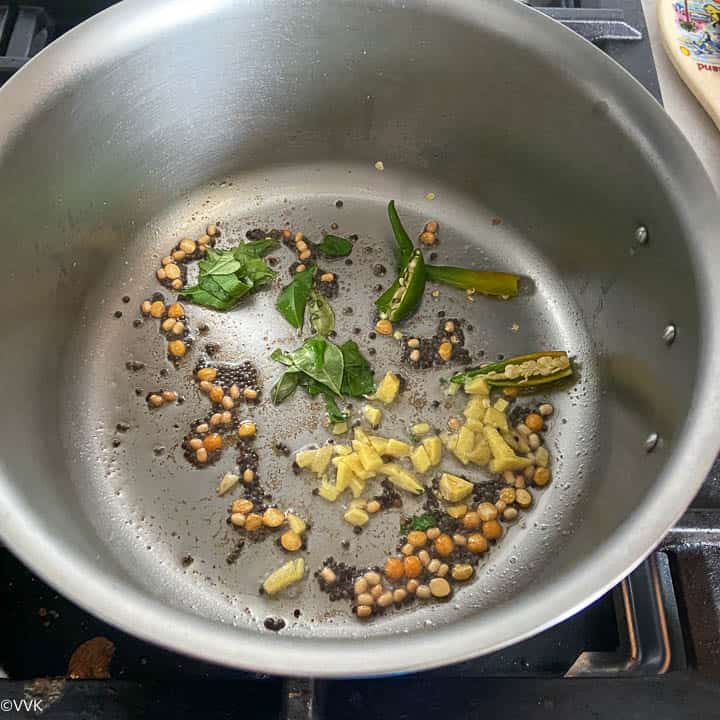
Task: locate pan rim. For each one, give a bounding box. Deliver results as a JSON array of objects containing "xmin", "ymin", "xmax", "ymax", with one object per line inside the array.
[{"xmin": 0, "ymin": 0, "xmax": 718, "ymax": 677}]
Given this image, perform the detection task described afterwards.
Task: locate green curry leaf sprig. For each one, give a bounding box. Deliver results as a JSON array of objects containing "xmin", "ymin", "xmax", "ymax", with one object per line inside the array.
[
  {"xmin": 270, "ymin": 337, "xmax": 375, "ymax": 422},
  {"xmin": 180, "ymin": 239, "xmax": 279, "ymax": 311}
]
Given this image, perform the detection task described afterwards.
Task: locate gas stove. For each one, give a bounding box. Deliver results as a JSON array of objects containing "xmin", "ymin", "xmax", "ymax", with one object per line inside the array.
[{"xmin": 1, "ymin": 1, "xmax": 720, "ymax": 718}]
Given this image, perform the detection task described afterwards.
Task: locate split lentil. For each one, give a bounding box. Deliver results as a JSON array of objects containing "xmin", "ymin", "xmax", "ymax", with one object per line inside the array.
[
  {"xmin": 281, "ymin": 530, "xmax": 302, "ymax": 552},
  {"xmin": 525, "ymin": 413, "xmax": 544, "ymax": 432},
  {"xmin": 451, "ymin": 564, "xmax": 473, "ymax": 581},
  {"xmin": 515, "ymin": 488, "xmax": 533, "ymax": 508},
  {"xmin": 238, "ymin": 422, "xmax": 257, "ymax": 438},
  {"xmin": 467, "ymin": 534, "xmax": 489, "ymax": 554},
  {"xmin": 403, "ymin": 555, "xmax": 423, "ymax": 578},
  {"xmin": 429, "ymin": 577, "xmax": 451, "ymax": 598},
  {"xmin": 533, "ymin": 467, "xmax": 551, "ymax": 487},
  {"xmin": 230, "ymin": 513, "xmax": 246, "ymax": 527},
  {"xmin": 384, "ymin": 558, "xmax": 404, "ymax": 581},
  {"xmin": 482, "ymin": 520, "xmax": 503, "ymax": 540}
]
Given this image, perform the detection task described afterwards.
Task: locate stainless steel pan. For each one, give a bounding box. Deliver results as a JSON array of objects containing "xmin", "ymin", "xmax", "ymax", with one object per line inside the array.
[{"xmin": 0, "ymin": 0, "xmax": 718, "ymax": 677}]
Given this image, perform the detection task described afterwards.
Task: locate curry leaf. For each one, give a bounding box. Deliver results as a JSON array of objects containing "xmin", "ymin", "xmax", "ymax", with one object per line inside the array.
[
  {"xmin": 289, "ymin": 336, "xmax": 344, "ymax": 396},
  {"xmin": 297, "ymin": 375, "xmax": 346, "ymax": 424},
  {"xmin": 235, "ymin": 238, "xmax": 279, "ymax": 258},
  {"xmin": 198, "ymin": 249, "xmax": 242, "ymax": 276},
  {"xmin": 271, "ymin": 370, "xmax": 300, "ymax": 404},
  {"xmin": 182, "ymin": 244, "xmax": 275, "ymax": 311},
  {"xmin": 276, "ymin": 266, "xmax": 314, "ymax": 330},
  {"xmin": 270, "ymin": 337, "xmax": 373, "ymax": 425},
  {"xmin": 340, "ymin": 340, "xmax": 375, "ymax": 397},
  {"xmin": 317, "ymin": 234, "xmax": 353, "ymax": 258},
  {"xmin": 323, "ymin": 393, "xmax": 348, "ymax": 423},
  {"xmin": 271, "ymin": 348, "xmax": 294, "ymax": 366},
  {"xmin": 308, "ymin": 290, "xmax": 335, "ymax": 337},
  {"xmin": 181, "ymin": 273, "xmax": 252, "ymax": 311},
  {"xmin": 239, "ymin": 256, "xmax": 276, "ymax": 288},
  {"xmin": 299, "ymin": 376, "xmax": 324, "ymax": 397}
]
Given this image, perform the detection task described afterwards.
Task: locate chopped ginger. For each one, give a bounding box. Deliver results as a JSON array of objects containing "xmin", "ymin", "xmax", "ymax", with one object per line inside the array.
[
  {"xmin": 263, "ymin": 558, "xmax": 305, "ymax": 595},
  {"xmin": 373, "ymin": 371, "xmax": 401, "ymax": 405}
]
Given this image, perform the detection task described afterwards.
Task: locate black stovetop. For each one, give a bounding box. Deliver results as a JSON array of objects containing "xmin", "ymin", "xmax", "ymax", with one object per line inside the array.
[{"xmin": 2, "ymin": 1, "xmax": 720, "ymax": 718}]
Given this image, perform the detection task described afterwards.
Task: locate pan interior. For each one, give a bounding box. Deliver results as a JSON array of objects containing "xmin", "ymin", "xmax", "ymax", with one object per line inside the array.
[
  {"xmin": 0, "ymin": 0, "xmax": 706, "ymax": 667},
  {"xmin": 60, "ymin": 162, "xmax": 599, "ymax": 637}
]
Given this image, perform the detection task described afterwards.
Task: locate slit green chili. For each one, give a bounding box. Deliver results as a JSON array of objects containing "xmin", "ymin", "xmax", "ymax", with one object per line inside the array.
[
  {"xmin": 450, "ymin": 351, "xmax": 573, "ymax": 389},
  {"xmin": 377, "ymin": 200, "xmax": 521, "ymax": 323},
  {"xmin": 426, "ymin": 265, "xmax": 519, "ymax": 298},
  {"xmin": 388, "ymin": 200, "xmax": 414, "ymax": 269},
  {"xmin": 374, "ymin": 279, "xmax": 400, "ymax": 316},
  {"xmin": 376, "ymin": 249, "xmax": 426, "ymax": 322}
]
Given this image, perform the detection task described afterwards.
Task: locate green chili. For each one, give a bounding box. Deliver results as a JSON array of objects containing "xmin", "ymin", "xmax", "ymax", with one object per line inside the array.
[
  {"xmin": 375, "ymin": 249, "xmax": 426, "ymax": 322},
  {"xmin": 388, "ymin": 200, "xmax": 414, "ymax": 269},
  {"xmin": 375, "ymin": 279, "xmax": 400, "ymax": 316},
  {"xmin": 379, "ymin": 201, "xmax": 521, "ymax": 323},
  {"xmin": 426, "ymin": 265, "xmax": 519, "ymax": 298},
  {"xmin": 450, "ymin": 351, "xmax": 573, "ymax": 389}
]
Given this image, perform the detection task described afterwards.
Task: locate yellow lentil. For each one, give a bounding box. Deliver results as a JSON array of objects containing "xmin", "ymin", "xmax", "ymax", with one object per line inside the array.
[
  {"xmin": 244, "ymin": 514, "xmax": 263, "ymax": 532},
  {"xmin": 525, "ymin": 413, "xmax": 544, "ymax": 432},
  {"xmin": 232, "ymin": 498, "xmax": 254, "ymax": 514},
  {"xmin": 281, "ymin": 531, "xmax": 302, "ymax": 552},
  {"xmin": 533, "ymin": 467, "xmax": 551, "ymax": 487},
  {"xmin": 149, "ymin": 301, "xmax": 165, "ymax": 318},
  {"xmin": 179, "ymin": 238, "xmax": 196, "ymax": 254},
  {"xmin": 167, "ymin": 340, "xmax": 187, "ymax": 358},
  {"xmin": 238, "ymin": 422, "xmax": 257, "ymax": 438},
  {"xmin": 482, "ymin": 520, "xmax": 503, "ymax": 540},
  {"xmin": 202, "ymin": 434, "xmax": 222, "ymax": 452},
  {"xmin": 429, "ymin": 577, "xmax": 451, "ymax": 598},
  {"xmin": 403, "ymin": 555, "xmax": 423, "ymax": 578},
  {"xmin": 263, "ymin": 508, "xmax": 285, "ymax": 528},
  {"xmin": 477, "ymin": 502, "xmax": 498, "ymax": 521},
  {"xmin": 384, "ymin": 557, "xmax": 404, "ymax": 581},
  {"xmin": 438, "ymin": 341, "xmax": 453, "ymax": 361},
  {"xmin": 499, "ymin": 487, "xmax": 516, "ymax": 504},
  {"xmin": 434, "ymin": 534, "xmax": 454, "ymax": 557},
  {"xmin": 196, "ymin": 367, "xmax": 217, "ymax": 382},
  {"xmin": 452, "ymin": 564, "xmax": 474, "ymax": 581},
  {"xmin": 467, "ymin": 533, "xmax": 489, "ymax": 554}
]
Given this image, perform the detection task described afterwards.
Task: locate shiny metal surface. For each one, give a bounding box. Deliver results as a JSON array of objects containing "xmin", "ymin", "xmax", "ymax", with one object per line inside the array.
[{"xmin": 0, "ymin": 0, "xmax": 717, "ymax": 676}]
